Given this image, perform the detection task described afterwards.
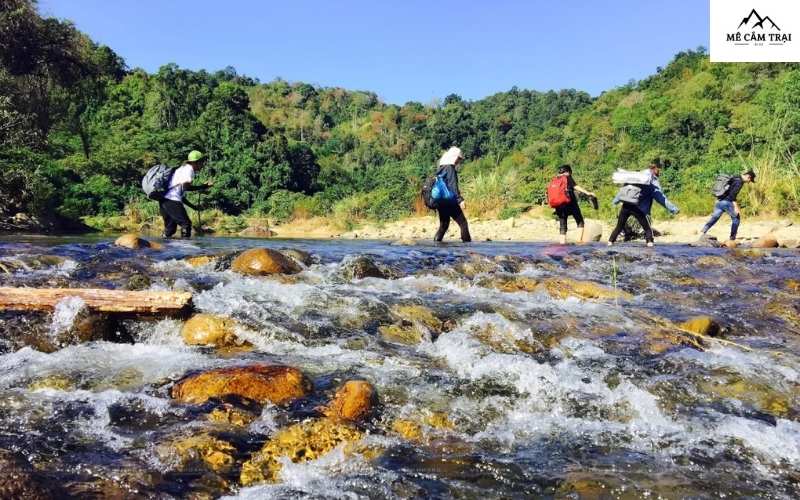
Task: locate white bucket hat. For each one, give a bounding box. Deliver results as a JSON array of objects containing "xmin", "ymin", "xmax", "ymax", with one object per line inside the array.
[{"xmin": 438, "ymin": 146, "xmax": 464, "ymax": 166}]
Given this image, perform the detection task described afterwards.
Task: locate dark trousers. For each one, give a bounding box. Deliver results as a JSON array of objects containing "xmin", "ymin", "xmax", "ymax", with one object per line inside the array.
[
  {"xmin": 435, "ymin": 203, "xmax": 471, "ymax": 242},
  {"xmin": 609, "ymin": 203, "xmax": 653, "ymax": 243},
  {"xmin": 159, "ymin": 199, "xmax": 192, "ymax": 238},
  {"xmin": 555, "ymin": 202, "xmax": 584, "ymax": 235}
]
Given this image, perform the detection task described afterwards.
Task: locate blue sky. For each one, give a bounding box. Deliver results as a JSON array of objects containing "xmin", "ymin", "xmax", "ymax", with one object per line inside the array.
[{"xmin": 39, "ymin": 0, "xmax": 709, "ymax": 104}]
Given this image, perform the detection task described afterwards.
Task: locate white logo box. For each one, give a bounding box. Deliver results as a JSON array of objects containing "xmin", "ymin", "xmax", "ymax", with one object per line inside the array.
[{"xmin": 710, "ymin": 0, "xmax": 800, "ymax": 62}]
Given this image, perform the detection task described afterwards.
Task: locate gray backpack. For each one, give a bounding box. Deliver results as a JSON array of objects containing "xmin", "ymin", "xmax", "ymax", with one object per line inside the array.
[
  {"xmin": 141, "ymin": 164, "xmax": 176, "ymax": 200},
  {"xmin": 711, "ymin": 174, "xmax": 733, "ymax": 198},
  {"xmin": 616, "ymin": 184, "xmax": 642, "ymax": 204}
]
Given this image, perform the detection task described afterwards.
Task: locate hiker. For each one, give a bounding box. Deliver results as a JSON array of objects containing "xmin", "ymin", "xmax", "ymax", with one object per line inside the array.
[
  {"xmin": 160, "ymin": 150, "xmax": 212, "ymax": 238},
  {"xmin": 608, "ymin": 159, "xmax": 679, "ymax": 247},
  {"xmin": 700, "ymin": 169, "xmax": 756, "ymax": 242},
  {"xmin": 433, "ymin": 146, "xmax": 471, "ymax": 243},
  {"xmin": 548, "ymin": 164, "xmax": 597, "ymax": 245}
]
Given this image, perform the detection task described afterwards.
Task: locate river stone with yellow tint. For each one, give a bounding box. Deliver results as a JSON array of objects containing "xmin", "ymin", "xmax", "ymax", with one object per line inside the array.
[
  {"xmin": 240, "ymin": 419, "xmax": 365, "ymax": 485},
  {"xmin": 167, "ymin": 433, "xmax": 236, "ymax": 473},
  {"xmin": 765, "ymin": 299, "xmax": 800, "ymax": 328},
  {"xmin": 181, "ymin": 313, "xmax": 238, "ymax": 347},
  {"xmin": 696, "ymin": 255, "xmax": 729, "ymax": 267},
  {"xmin": 322, "ymin": 380, "xmax": 376, "ymax": 423},
  {"xmin": 207, "ymin": 405, "xmax": 258, "ymax": 427},
  {"xmin": 29, "ymin": 374, "xmax": 75, "ymax": 391},
  {"xmin": 171, "ymin": 364, "xmax": 311, "ymax": 405},
  {"xmin": 114, "ymin": 233, "xmax": 162, "ymax": 250},
  {"xmin": 379, "ymin": 322, "xmax": 426, "ymax": 345},
  {"xmin": 184, "ymin": 255, "xmax": 216, "ymax": 267},
  {"xmin": 231, "ymin": 248, "xmax": 301, "ymax": 276},
  {"xmin": 390, "ymin": 304, "xmax": 443, "ymax": 332},
  {"xmin": 678, "ymin": 316, "xmax": 722, "ymax": 337},
  {"xmin": 477, "ymin": 275, "xmax": 539, "ymax": 293},
  {"xmin": 642, "ymin": 328, "xmax": 704, "ymax": 355},
  {"xmin": 699, "ymin": 376, "xmax": 794, "ymax": 418},
  {"xmin": 542, "ymin": 277, "xmax": 631, "ymax": 301}
]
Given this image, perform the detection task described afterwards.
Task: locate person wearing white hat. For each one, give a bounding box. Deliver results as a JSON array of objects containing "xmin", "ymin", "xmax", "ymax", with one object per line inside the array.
[{"xmin": 433, "ymin": 146, "xmax": 471, "ymax": 242}]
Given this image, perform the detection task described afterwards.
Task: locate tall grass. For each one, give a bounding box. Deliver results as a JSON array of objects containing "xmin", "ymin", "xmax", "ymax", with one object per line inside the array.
[
  {"xmin": 463, "ymin": 170, "xmax": 518, "ymax": 216},
  {"xmin": 743, "ymin": 152, "xmax": 800, "ymax": 217}
]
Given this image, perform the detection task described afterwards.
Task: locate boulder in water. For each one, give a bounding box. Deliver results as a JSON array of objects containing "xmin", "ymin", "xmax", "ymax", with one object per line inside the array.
[
  {"xmin": 695, "ymin": 255, "xmax": 729, "ymax": 267},
  {"xmin": 699, "ymin": 376, "xmax": 793, "ymax": 418},
  {"xmin": 379, "ymin": 322, "xmax": 426, "ymax": 345},
  {"xmin": 341, "ymin": 255, "xmax": 393, "ymax": 280},
  {"xmin": 678, "ymin": 316, "xmax": 722, "ymax": 337},
  {"xmin": 171, "ymin": 364, "xmax": 311, "ymax": 405},
  {"xmin": 181, "ymin": 313, "xmax": 239, "ymax": 347},
  {"xmin": 240, "ymin": 419, "xmax": 366, "ymax": 485},
  {"xmin": 322, "ymin": 380, "xmax": 376, "ymax": 423},
  {"xmin": 753, "ymin": 234, "xmax": 779, "ymax": 248},
  {"xmin": 230, "ymin": 248, "xmax": 301, "ymax": 276},
  {"xmin": 478, "ymin": 275, "xmax": 539, "ymax": 293},
  {"xmin": 114, "ymin": 234, "xmax": 162, "ymax": 250},
  {"xmin": 390, "ymin": 304, "xmax": 444, "ymax": 333}
]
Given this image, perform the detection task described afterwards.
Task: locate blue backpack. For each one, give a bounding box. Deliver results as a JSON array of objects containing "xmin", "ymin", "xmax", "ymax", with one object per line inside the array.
[{"xmin": 430, "ymin": 173, "xmax": 455, "ymax": 202}]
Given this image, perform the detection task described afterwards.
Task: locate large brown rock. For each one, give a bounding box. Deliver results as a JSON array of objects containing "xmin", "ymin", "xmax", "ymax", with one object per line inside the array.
[
  {"xmin": 171, "ymin": 364, "xmax": 311, "ymax": 405},
  {"xmin": 181, "ymin": 314, "xmax": 238, "ymax": 347},
  {"xmin": 114, "ymin": 234, "xmax": 162, "ymax": 250},
  {"xmin": 753, "ymin": 234, "xmax": 779, "ymax": 248},
  {"xmin": 231, "ymin": 248, "xmax": 301, "ymax": 276},
  {"xmin": 322, "ymin": 380, "xmax": 376, "ymax": 423}
]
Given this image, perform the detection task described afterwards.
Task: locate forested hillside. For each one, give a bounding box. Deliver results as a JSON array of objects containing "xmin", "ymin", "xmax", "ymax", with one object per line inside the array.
[{"xmin": 2, "ymin": 0, "xmax": 799, "ymax": 232}]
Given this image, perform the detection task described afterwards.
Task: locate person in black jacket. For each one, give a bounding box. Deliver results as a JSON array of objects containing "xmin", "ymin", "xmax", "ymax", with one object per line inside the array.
[
  {"xmin": 434, "ymin": 146, "xmax": 471, "ymax": 242},
  {"xmin": 553, "ymin": 164, "xmax": 596, "ymax": 245},
  {"xmin": 700, "ymin": 169, "xmax": 755, "ymax": 242}
]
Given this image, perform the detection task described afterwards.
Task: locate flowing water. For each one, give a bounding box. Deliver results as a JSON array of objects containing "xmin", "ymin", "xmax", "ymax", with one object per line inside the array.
[{"xmin": 0, "ymin": 235, "xmax": 798, "ymax": 498}]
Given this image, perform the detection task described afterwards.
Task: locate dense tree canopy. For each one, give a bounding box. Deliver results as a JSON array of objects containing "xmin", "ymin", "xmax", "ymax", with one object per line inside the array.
[{"xmin": 2, "ymin": 2, "xmax": 799, "ymax": 229}]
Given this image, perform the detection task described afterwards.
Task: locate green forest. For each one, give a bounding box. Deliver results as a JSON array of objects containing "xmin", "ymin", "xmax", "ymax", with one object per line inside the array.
[{"xmin": 2, "ymin": 0, "xmax": 800, "ymax": 233}]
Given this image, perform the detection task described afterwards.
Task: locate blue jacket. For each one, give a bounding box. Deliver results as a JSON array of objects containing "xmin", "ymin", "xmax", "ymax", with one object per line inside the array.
[{"xmin": 613, "ymin": 170, "xmax": 679, "ymax": 215}]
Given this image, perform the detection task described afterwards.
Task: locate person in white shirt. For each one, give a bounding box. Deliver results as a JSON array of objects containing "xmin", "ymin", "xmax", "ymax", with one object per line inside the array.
[{"xmin": 160, "ymin": 150, "xmax": 212, "ymax": 238}]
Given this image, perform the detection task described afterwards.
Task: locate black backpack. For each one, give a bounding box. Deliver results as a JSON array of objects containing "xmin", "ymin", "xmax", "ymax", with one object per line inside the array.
[
  {"xmin": 421, "ymin": 176, "xmax": 438, "ymax": 209},
  {"xmin": 711, "ymin": 174, "xmax": 734, "ymax": 198}
]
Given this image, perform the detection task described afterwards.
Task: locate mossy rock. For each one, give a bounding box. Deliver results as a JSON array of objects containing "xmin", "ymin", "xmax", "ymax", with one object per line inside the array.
[{"xmin": 240, "ymin": 419, "xmax": 365, "ymax": 485}]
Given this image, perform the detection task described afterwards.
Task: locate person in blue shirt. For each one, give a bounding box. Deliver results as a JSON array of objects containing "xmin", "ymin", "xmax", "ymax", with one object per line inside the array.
[
  {"xmin": 608, "ymin": 159, "xmax": 679, "ymax": 247},
  {"xmin": 700, "ymin": 169, "xmax": 755, "ymax": 242}
]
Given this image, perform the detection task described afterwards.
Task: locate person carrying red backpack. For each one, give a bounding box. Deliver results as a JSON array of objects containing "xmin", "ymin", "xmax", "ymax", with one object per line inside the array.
[{"xmin": 547, "ymin": 165, "xmax": 596, "ymax": 244}]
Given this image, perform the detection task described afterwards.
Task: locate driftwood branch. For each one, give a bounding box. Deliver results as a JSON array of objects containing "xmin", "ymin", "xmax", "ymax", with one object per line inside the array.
[{"xmin": 0, "ymin": 287, "xmax": 192, "ymax": 315}]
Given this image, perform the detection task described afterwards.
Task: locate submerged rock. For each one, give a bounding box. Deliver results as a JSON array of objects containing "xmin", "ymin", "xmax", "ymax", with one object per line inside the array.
[
  {"xmin": 642, "ymin": 328, "xmax": 704, "ymax": 355},
  {"xmin": 379, "ymin": 322, "xmax": 427, "ymax": 345},
  {"xmin": 322, "ymin": 380, "xmax": 376, "ymax": 423},
  {"xmin": 341, "ymin": 255, "xmax": 395, "ymax": 280},
  {"xmin": 281, "ymin": 248, "xmax": 313, "ymax": 266},
  {"xmin": 0, "ymin": 449, "xmax": 59, "ymax": 499},
  {"xmin": 240, "ymin": 419, "xmax": 366, "ymax": 485},
  {"xmin": 390, "ymin": 304, "xmax": 444, "ymax": 333},
  {"xmin": 171, "ymin": 364, "xmax": 311, "ymax": 405},
  {"xmin": 181, "ymin": 313, "xmax": 239, "ymax": 347},
  {"xmin": 699, "ymin": 376, "xmax": 795, "ymax": 418},
  {"xmin": 207, "ymin": 404, "xmax": 259, "ymax": 427},
  {"xmin": 166, "ymin": 433, "xmax": 237, "ymax": 474},
  {"xmin": 231, "ymin": 248, "xmax": 301, "ymax": 276},
  {"xmin": 542, "ymin": 277, "xmax": 631, "ymax": 301},
  {"xmin": 478, "ymin": 275, "xmax": 539, "ymax": 293},
  {"xmin": 114, "ymin": 234, "xmax": 162, "ymax": 250},
  {"xmin": 29, "ymin": 373, "xmax": 75, "ymax": 391},
  {"xmin": 695, "ymin": 255, "xmax": 729, "ymax": 267},
  {"xmin": 185, "ymin": 255, "xmax": 217, "ymax": 267}
]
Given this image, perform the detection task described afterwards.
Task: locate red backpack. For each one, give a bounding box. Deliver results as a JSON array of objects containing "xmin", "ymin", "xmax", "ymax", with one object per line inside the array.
[{"xmin": 547, "ymin": 175, "xmax": 571, "ymax": 208}]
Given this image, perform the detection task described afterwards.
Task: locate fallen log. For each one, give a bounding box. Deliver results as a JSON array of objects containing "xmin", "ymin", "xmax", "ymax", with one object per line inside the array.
[{"xmin": 0, "ymin": 287, "xmax": 192, "ymax": 316}]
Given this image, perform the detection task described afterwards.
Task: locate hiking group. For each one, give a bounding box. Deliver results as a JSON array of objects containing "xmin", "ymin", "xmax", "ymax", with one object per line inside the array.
[
  {"xmin": 143, "ymin": 146, "xmax": 755, "ymax": 246},
  {"xmin": 424, "ymin": 146, "xmax": 755, "ymax": 246}
]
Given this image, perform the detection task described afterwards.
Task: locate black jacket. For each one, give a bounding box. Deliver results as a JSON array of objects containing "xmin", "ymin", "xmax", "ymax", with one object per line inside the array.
[
  {"xmin": 721, "ymin": 175, "xmax": 744, "ymax": 202},
  {"xmin": 435, "ymin": 164, "xmax": 463, "ymax": 203}
]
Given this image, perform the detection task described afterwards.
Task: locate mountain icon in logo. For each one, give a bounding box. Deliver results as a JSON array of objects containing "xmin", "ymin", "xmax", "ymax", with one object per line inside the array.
[{"xmin": 737, "ymin": 9, "xmax": 781, "ymax": 31}]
